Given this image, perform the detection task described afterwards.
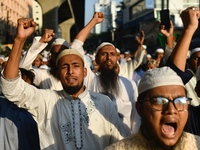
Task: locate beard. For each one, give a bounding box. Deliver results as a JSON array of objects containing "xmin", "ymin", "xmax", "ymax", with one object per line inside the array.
[
  {"xmin": 99, "ymin": 64, "xmax": 119, "ymax": 99},
  {"xmin": 62, "ymin": 82, "xmax": 84, "ymax": 95}
]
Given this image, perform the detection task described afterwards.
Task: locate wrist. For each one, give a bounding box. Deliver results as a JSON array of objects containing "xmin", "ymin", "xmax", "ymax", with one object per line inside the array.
[
  {"xmin": 183, "ymin": 28, "xmax": 196, "ymax": 37},
  {"xmin": 14, "ymin": 37, "xmax": 26, "ymax": 43}
]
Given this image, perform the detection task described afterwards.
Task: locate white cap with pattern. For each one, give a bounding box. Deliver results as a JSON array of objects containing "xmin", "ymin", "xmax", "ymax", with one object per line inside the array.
[
  {"xmin": 51, "ymin": 38, "xmax": 70, "ymax": 49},
  {"xmin": 190, "ymin": 47, "xmax": 200, "ymax": 57},
  {"xmin": 138, "ymin": 66, "xmax": 184, "ymax": 95}
]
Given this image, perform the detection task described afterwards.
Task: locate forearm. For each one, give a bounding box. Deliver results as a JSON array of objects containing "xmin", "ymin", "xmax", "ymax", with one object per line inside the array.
[
  {"xmin": 170, "ymin": 29, "xmax": 194, "ymax": 71},
  {"xmin": 75, "ymin": 19, "xmax": 97, "ymax": 43},
  {"xmin": 19, "ymin": 36, "xmax": 48, "ymax": 69},
  {"xmin": 131, "ymin": 48, "xmax": 145, "ymax": 70},
  {"xmin": 4, "ymin": 37, "xmax": 25, "ymax": 79},
  {"xmin": 165, "ymin": 34, "xmax": 174, "ymax": 48}
]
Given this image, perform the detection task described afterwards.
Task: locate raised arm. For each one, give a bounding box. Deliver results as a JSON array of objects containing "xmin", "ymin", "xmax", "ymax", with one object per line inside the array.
[
  {"xmin": 19, "ymin": 29, "xmax": 55, "ymax": 69},
  {"xmin": 75, "ymin": 12, "xmax": 104, "ymax": 42},
  {"xmin": 130, "ymin": 30, "xmax": 146, "ymax": 69},
  {"xmin": 3, "ymin": 18, "xmax": 36, "ymax": 79},
  {"xmin": 170, "ymin": 7, "xmax": 199, "ymax": 71},
  {"xmin": 71, "ymin": 12, "xmax": 104, "ymax": 55}
]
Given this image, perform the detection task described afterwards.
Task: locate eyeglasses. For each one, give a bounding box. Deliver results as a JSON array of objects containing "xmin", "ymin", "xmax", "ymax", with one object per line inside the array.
[
  {"xmin": 193, "ymin": 57, "xmax": 200, "ymax": 61},
  {"xmin": 139, "ymin": 97, "xmax": 192, "ymax": 111}
]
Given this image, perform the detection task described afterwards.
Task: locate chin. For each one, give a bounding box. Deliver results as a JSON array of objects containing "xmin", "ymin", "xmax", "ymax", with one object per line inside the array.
[{"xmin": 159, "ymin": 137, "xmax": 179, "ymax": 147}]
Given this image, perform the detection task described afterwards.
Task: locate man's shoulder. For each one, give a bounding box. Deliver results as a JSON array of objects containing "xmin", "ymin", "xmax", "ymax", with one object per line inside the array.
[
  {"xmin": 180, "ymin": 132, "xmax": 200, "ymax": 148},
  {"xmin": 105, "ymin": 133, "xmax": 142, "ymax": 150},
  {"xmin": 119, "ymin": 76, "xmax": 137, "ymax": 87},
  {"xmin": 88, "ymin": 90, "xmax": 111, "ymax": 101}
]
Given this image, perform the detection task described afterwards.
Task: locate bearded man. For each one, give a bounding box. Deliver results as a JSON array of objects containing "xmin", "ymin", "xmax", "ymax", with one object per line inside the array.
[
  {"xmin": 72, "ymin": 40, "xmax": 140, "ymax": 134},
  {"xmin": 90, "ymin": 42, "xmax": 140, "ymax": 134}
]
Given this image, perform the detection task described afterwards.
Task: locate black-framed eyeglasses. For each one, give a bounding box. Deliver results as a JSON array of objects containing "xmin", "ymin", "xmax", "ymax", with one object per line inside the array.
[
  {"xmin": 139, "ymin": 97, "xmax": 192, "ymax": 111},
  {"xmin": 193, "ymin": 57, "xmax": 200, "ymax": 61}
]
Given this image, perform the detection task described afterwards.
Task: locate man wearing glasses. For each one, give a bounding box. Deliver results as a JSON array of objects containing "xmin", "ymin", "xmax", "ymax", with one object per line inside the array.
[
  {"xmin": 105, "ymin": 66, "xmax": 200, "ymax": 149},
  {"xmin": 105, "ymin": 6, "xmax": 200, "ymax": 149}
]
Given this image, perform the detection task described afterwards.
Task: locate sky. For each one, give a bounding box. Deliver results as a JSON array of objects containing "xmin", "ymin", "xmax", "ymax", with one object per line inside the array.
[{"xmin": 84, "ymin": 0, "xmax": 122, "ymax": 25}]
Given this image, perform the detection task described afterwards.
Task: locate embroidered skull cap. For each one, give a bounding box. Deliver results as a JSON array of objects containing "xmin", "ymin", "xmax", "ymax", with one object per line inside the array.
[{"xmin": 138, "ymin": 66, "xmax": 184, "ymax": 95}]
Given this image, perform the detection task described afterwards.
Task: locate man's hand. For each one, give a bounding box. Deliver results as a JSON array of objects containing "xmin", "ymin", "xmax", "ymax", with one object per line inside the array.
[
  {"xmin": 159, "ymin": 20, "xmax": 174, "ymax": 37},
  {"xmin": 159, "ymin": 20, "xmax": 174, "ymax": 48},
  {"xmin": 180, "ymin": 6, "xmax": 199, "ymax": 33},
  {"xmin": 92, "ymin": 12, "xmax": 105, "ymax": 24},
  {"xmin": 39, "ymin": 29, "xmax": 55, "ymax": 43},
  {"xmin": 16, "ymin": 18, "xmax": 36, "ymax": 40},
  {"xmin": 135, "ymin": 30, "xmax": 145, "ymax": 47}
]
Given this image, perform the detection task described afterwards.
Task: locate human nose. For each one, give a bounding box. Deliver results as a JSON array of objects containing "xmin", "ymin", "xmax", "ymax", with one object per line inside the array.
[
  {"xmin": 163, "ymin": 101, "xmax": 178, "ymax": 114},
  {"xmin": 67, "ymin": 65, "xmax": 73, "ymax": 74},
  {"xmin": 106, "ymin": 53, "xmax": 111, "ymax": 59}
]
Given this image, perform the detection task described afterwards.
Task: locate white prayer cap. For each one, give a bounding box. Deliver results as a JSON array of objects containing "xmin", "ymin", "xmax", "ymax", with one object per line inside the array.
[
  {"xmin": 116, "ymin": 48, "xmax": 120, "ymax": 53},
  {"xmin": 22, "ymin": 50, "xmax": 27, "ymax": 55},
  {"xmin": 187, "ymin": 51, "xmax": 191, "ymax": 59},
  {"xmin": 51, "ymin": 38, "xmax": 69, "ymax": 49},
  {"xmin": 0, "ymin": 55, "xmax": 5, "ymax": 60},
  {"xmin": 155, "ymin": 48, "xmax": 164, "ymax": 53},
  {"xmin": 95, "ymin": 42, "xmax": 115, "ymax": 55},
  {"xmin": 90, "ymin": 55, "xmax": 95, "ymax": 61},
  {"xmin": 56, "ymin": 49, "xmax": 84, "ymax": 66},
  {"xmin": 42, "ymin": 57, "xmax": 48, "ymax": 62},
  {"xmin": 196, "ymin": 66, "xmax": 200, "ymax": 82},
  {"xmin": 124, "ymin": 51, "xmax": 130, "ymax": 54},
  {"xmin": 190, "ymin": 47, "xmax": 200, "ymax": 57},
  {"xmin": 138, "ymin": 66, "xmax": 184, "ymax": 95},
  {"xmin": 143, "ymin": 45, "xmax": 147, "ymax": 49},
  {"xmin": 37, "ymin": 54, "xmax": 43, "ymax": 60},
  {"xmin": 146, "ymin": 54, "xmax": 151, "ymax": 58},
  {"xmin": 1, "ymin": 57, "xmax": 9, "ymax": 64}
]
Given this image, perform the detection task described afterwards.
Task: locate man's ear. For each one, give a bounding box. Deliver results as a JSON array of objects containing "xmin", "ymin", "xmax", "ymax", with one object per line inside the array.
[
  {"xmin": 136, "ymin": 101, "xmax": 143, "ymax": 117},
  {"xmin": 83, "ymin": 68, "xmax": 87, "ymax": 77}
]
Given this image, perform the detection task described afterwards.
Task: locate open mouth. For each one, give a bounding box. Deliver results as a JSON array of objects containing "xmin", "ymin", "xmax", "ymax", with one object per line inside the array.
[
  {"xmin": 66, "ymin": 76, "xmax": 77, "ymax": 83},
  {"xmin": 161, "ymin": 122, "xmax": 177, "ymax": 137}
]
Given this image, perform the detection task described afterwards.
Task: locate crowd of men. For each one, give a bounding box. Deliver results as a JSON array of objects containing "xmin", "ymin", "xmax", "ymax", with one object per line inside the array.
[{"xmin": 1, "ymin": 6, "xmax": 200, "ymax": 150}]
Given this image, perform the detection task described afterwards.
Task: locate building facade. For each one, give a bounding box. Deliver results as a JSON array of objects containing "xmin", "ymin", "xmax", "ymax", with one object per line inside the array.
[
  {"xmin": 32, "ymin": 0, "xmax": 42, "ymax": 35},
  {"xmin": 94, "ymin": 0, "xmax": 117, "ymax": 34},
  {"xmin": 0, "ymin": 0, "xmax": 32, "ymax": 44},
  {"xmin": 115, "ymin": 0, "xmax": 199, "ymax": 52}
]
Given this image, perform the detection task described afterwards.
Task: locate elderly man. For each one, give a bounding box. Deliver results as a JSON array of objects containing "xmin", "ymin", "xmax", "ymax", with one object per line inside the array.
[
  {"xmin": 1, "ymin": 18, "xmax": 129, "ymax": 150},
  {"xmin": 105, "ymin": 66, "xmax": 200, "ymax": 149}
]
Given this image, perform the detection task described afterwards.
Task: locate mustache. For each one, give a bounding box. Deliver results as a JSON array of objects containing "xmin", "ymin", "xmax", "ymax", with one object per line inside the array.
[{"xmin": 66, "ymin": 75, "xmax": 77, "ymax": 79}]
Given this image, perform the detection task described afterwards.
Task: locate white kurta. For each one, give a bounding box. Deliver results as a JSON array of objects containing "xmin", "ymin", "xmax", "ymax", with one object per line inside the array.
[
  {"xmin": 19, "ymin": 37, "xmax": 63, "ymax": 90},
  {"xmin": 1, "ymin": 74, "xmax": 129, "ymax": 150},
  {"xmin": 32, "ymin": 69, "xmax": 63, "ymax": 90},
  {"xmin": 19, "ymin": 38, "xmax": 141, "ymax": 134},
  {"xmin": 19, "ymin": 36, "xmax": 48, "ymax": 70},
  {"xmin": 119, "ymin": 49, "xmax": 146, "ymax": 80},
  {"xmin": 185, "ymin": 74, "xmax": 200, "ymax": 106}
]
